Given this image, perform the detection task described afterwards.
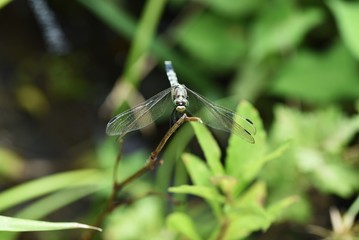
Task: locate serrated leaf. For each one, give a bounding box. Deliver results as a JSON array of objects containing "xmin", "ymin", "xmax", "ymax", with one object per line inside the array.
[
  {"xmin": 169, "ymin": 185, "xmax": 224, "ymax": 203},
  {"xmin": 166, "ymin": 212, "xmax": 202, "ymax": 240},
  {"xmin": 191, "ymin": 122, "xmax": 224, "ymax": 176},
  {"xmin": 0, "ymin": 215, "xmax": 101, "ymax": 232},
  {"xmin": 328, "ymin": 0, "xmax": 359, "ymax": 60}
]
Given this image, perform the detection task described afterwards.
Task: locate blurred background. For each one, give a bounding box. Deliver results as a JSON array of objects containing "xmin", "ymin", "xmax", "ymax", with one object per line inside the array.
[{"xmin": 0, "ymin": 0, "xmax": 359, "ymax": 239}]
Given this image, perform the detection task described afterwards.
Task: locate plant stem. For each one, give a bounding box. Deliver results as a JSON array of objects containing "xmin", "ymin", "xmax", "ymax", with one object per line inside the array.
[{"xmin": 81, "ymin": 114, "xmax": 201, "ymax": 240}]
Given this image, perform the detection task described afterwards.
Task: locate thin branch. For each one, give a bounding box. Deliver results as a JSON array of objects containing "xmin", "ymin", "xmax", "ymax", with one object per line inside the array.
[{"xmin": 81, "ymin": 114, "xmax": 201, "ymax": 240}]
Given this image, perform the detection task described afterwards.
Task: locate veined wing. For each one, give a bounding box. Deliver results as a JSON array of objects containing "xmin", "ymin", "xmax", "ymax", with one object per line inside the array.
[
  {"xmin": 106, "ymin": 88, "xmax": 172, "ymax": 138},
  {"xmin": 185, "ymin": 87, "xmax": 256, "ymax": 143}
]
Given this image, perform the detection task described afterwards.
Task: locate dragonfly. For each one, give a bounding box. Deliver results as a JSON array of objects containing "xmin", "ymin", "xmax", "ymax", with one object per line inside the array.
[{"xmin": 106, "ymin": 61, "xmax": 256, "ymax": 143}]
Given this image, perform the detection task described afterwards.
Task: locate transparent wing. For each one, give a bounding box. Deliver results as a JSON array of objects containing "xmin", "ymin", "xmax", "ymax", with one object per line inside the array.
[
  {"xmin": 185, "ymin": 87, "xmax": 256, "ymax": 143},
  {"xmin": 106, "ymin": 88, "xmax": 173, "ymax": 138}
]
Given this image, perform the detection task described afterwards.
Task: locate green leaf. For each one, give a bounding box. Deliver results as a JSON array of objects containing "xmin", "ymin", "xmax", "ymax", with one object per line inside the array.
[
  {"xmin": 323, "ymin": 114, "xmax": 359, "ymax": 154},
  {"xmin": 191, "ymin": 122, "xmax": 224, "ymax": 176},
  {"xmin": 328, "ymin": 0, "xmax": 359, "ymax": 61},
  {"xmin": 224, "ymin": 205, "xmax": 270, "ymax": 239},
  {"xmin": 166, "ymin": 212, "xmax": 202, "ymax": 240},
  {"xmin": 181, "ymin": 153, "xmax": 222, "ymax": 218},
  {"xmin": 15, "ymin": 187, "xmax": 98, "ymax": 220},
  {"xmin": 122, "ymin": 0, "xmax": 167, "ymax": 86},
  {"xmin": 0, "ymin": 169, "xmax": 104, "ymax": 212},
  {"xmin": 106, "ymin": 197, "xmax": 164, "ymax": 240},
  {"xmin": 169, "ymin": 185, "xmax": 224, "ymax": 203},
  {"xmin": 310, "ymin": 161, "xmax": 359, "ymax": 197},
  {"xmin": 0, "ymin": 215, "xmax": 101, "ymax": 232},
  {"xmin": 346, "ymin": 195, "xmax": 359, "ymax": 225},
  {"xmin": 177, "ymin": 12, "xmax": 246, "ymax": 70},
  {"xmin": 250, "ymin": 7, "xmax": 324, "ymax": 61},
  {"xmin": 271, "ymin": 106, "xmax": 359, "ymax": 151},
  {"xmin": 226, "ymin": 101, "xmax": 267, "ymax": 190},
  {"xmin": 271, "ymin": 42, "xmax": 359, "ymax": 103},
  {"xmin": 77, "ymin": 0, "xmax": 216, "ymax": 93},
  {"xmin": 182, "ymin": 153, "xmax": 212, "ymax": 187}
]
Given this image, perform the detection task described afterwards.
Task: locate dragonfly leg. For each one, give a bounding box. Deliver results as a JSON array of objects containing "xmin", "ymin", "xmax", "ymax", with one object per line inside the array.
[{"xmin": 185, "ymin": 116, "xmax": 203, "ymax": 123}]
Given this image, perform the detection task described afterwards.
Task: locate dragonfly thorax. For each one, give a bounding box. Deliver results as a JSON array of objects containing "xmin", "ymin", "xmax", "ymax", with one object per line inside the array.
[{"xmin": 172, "ymin": 84, "xmax": 188, "ymax": 112}]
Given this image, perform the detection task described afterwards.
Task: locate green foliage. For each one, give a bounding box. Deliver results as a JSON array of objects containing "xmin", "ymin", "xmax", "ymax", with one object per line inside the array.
[
  {"xmin": 263, "ymin": 106, "xmax": 359, "ymax": 221},
  {"xmin": 0, "ymin": 169, "xmax": 104, "ymax": 212},
  {"xmin": 167, "ymin": 212, "xmax": 202, "ymax": 240},
  {"xmin": 2, "ymin": 0, "xmax": 359, "ymax": 238},
  {"xmin": 0, "ymin": 145, "xmax": 152, "ymax": 238},
  {"xmin": 328, "ymin": 0, "xmax": 359, "ymax": 61},
  {"xmin": 249, "ymin": 5, "xmax": 324, "ymax": 61},
  {"xmin": 177, "ymin": 12, "xmax": 246, "ymax": 70},
  {"xmin": 0, "ymin": 170, "xmax": 105, "ymax": 239},
  {"xmin": 104, "ymin": 196, "xmax": 165, "ymax": 240},
  {"xmin": 271, "ymin": 43, "xmax": 359, "ymax": 104},
  {"xmin": 167, "ymin": 102, "xmax": 294, "ymax": 240}
]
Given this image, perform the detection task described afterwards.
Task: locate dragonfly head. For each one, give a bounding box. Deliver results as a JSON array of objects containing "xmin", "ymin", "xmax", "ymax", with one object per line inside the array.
[
  {"xmin": 175, "ymin": 98, "xmax": 188, "ymax": 112},
  {"xmin": 172, "ymin": 84, "xmax": 188, "ymax": 112}
]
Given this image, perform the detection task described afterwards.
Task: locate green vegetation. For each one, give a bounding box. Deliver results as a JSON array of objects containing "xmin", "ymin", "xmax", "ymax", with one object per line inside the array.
[{"xmin": 0, "ymin": 0, "xmax": 358, "ymax": 239}]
